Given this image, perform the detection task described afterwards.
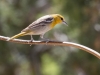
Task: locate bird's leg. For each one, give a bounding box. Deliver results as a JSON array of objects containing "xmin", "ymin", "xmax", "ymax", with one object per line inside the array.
[
  {"xmin": 29, "ymin": 35, "xmax": 34, "ymax": 46},
  {"xmin": 31, "ymin": 35, "xmax": 34, "ymax": 42},
  {"xmin": 40, "ymin": 34, "xmax": 50, "ymax": 44},
  {"xmin": 40, "ymin": 34, "xmax": 44, "ymax": 39}
]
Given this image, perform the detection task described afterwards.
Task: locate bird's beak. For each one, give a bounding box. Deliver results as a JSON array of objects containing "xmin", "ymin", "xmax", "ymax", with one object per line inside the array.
[{"xmin": 63, "ymin": 20, "xmax": 68, "ymax": 26}]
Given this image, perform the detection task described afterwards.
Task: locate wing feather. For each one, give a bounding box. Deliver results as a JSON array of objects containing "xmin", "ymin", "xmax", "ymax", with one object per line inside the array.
[{"xmin": 22, "ymin": 15, "xmax": 53, "ymax": 32}]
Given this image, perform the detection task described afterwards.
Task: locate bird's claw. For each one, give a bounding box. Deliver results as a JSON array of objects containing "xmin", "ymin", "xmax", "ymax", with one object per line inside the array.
[
  {"xmin": 28, "ymin": 40, "xmax": 33, "ymax": 46},
  {"xmin": 41, "ymin": 39, "xmax": 50, "ymax": 45}
]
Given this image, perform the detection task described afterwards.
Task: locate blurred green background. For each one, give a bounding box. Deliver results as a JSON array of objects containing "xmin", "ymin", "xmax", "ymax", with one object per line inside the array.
[{"xmin": 0, "ymin": 0, "xmax": 100, "ymax": 75}]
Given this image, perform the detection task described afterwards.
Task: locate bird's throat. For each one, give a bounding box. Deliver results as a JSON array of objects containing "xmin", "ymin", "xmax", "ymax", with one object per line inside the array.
[{"xmin": 50, "ymin": 19, "xmax": 57, "ymax": 28}]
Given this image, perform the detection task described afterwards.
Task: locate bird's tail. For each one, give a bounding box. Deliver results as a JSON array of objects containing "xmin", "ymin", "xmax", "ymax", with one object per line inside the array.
[{"xmin": 7, "ymin": 32, "xmax": 27, "ymax": 41}]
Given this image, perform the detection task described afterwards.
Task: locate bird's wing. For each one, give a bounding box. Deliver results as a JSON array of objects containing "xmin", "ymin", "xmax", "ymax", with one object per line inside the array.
[{"xmin": 21, "ymin": 15, "xmax": 54, "ymax": 32}]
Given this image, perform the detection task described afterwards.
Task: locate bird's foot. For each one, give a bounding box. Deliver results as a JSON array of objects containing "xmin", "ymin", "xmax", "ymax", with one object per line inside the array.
[
  {"xmin": 41, "ymin": 39, "xmax": 51, "ymax": 45},
  {"xmin": 28, "ymin": 40, "xmax": 34, "ymax": 46}
]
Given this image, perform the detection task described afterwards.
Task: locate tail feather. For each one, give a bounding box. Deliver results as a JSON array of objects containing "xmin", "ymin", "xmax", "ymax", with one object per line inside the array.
[{"xmin": 7, "ymin": 32, "xmax": 27, "ymax": 41}]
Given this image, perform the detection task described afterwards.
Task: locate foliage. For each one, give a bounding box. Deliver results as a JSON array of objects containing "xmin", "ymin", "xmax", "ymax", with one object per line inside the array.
[{"xmin": 0, "ymin": 0, "xmax": 100, "ymax": 75}]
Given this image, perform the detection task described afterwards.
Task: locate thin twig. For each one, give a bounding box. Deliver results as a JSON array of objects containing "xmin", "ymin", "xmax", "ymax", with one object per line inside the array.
[{"xmin": 0, "ymin": 35, "xmax": 100, "ymax": 59}]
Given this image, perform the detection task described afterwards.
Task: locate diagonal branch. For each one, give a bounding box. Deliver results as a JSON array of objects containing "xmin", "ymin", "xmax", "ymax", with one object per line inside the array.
[{"xmin": 0, "ymin": 35, "xmax": 100, "ymax": 59}]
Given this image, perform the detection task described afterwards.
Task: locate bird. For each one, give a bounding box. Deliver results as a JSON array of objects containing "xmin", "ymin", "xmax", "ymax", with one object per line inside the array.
[{"xmin": 7, "ymin": 14, "xmax": 67, "ymax": 41}]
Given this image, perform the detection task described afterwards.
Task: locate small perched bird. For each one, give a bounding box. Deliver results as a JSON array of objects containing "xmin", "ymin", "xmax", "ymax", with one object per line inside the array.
[{"xmin": 7, "ymin": 14, "xmax": 67, "ymax": 41}]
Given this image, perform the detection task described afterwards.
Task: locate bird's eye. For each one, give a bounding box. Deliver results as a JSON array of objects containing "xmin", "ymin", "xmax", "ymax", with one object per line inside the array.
[{"xmin": 61, "ymin": 18, "xmax": 63, "ymax": 20}]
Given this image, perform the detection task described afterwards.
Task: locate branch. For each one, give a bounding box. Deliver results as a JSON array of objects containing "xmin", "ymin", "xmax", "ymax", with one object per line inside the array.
[{"xmin": 0, "ymin": 35, "xmax": 100, "ymax": 59}]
